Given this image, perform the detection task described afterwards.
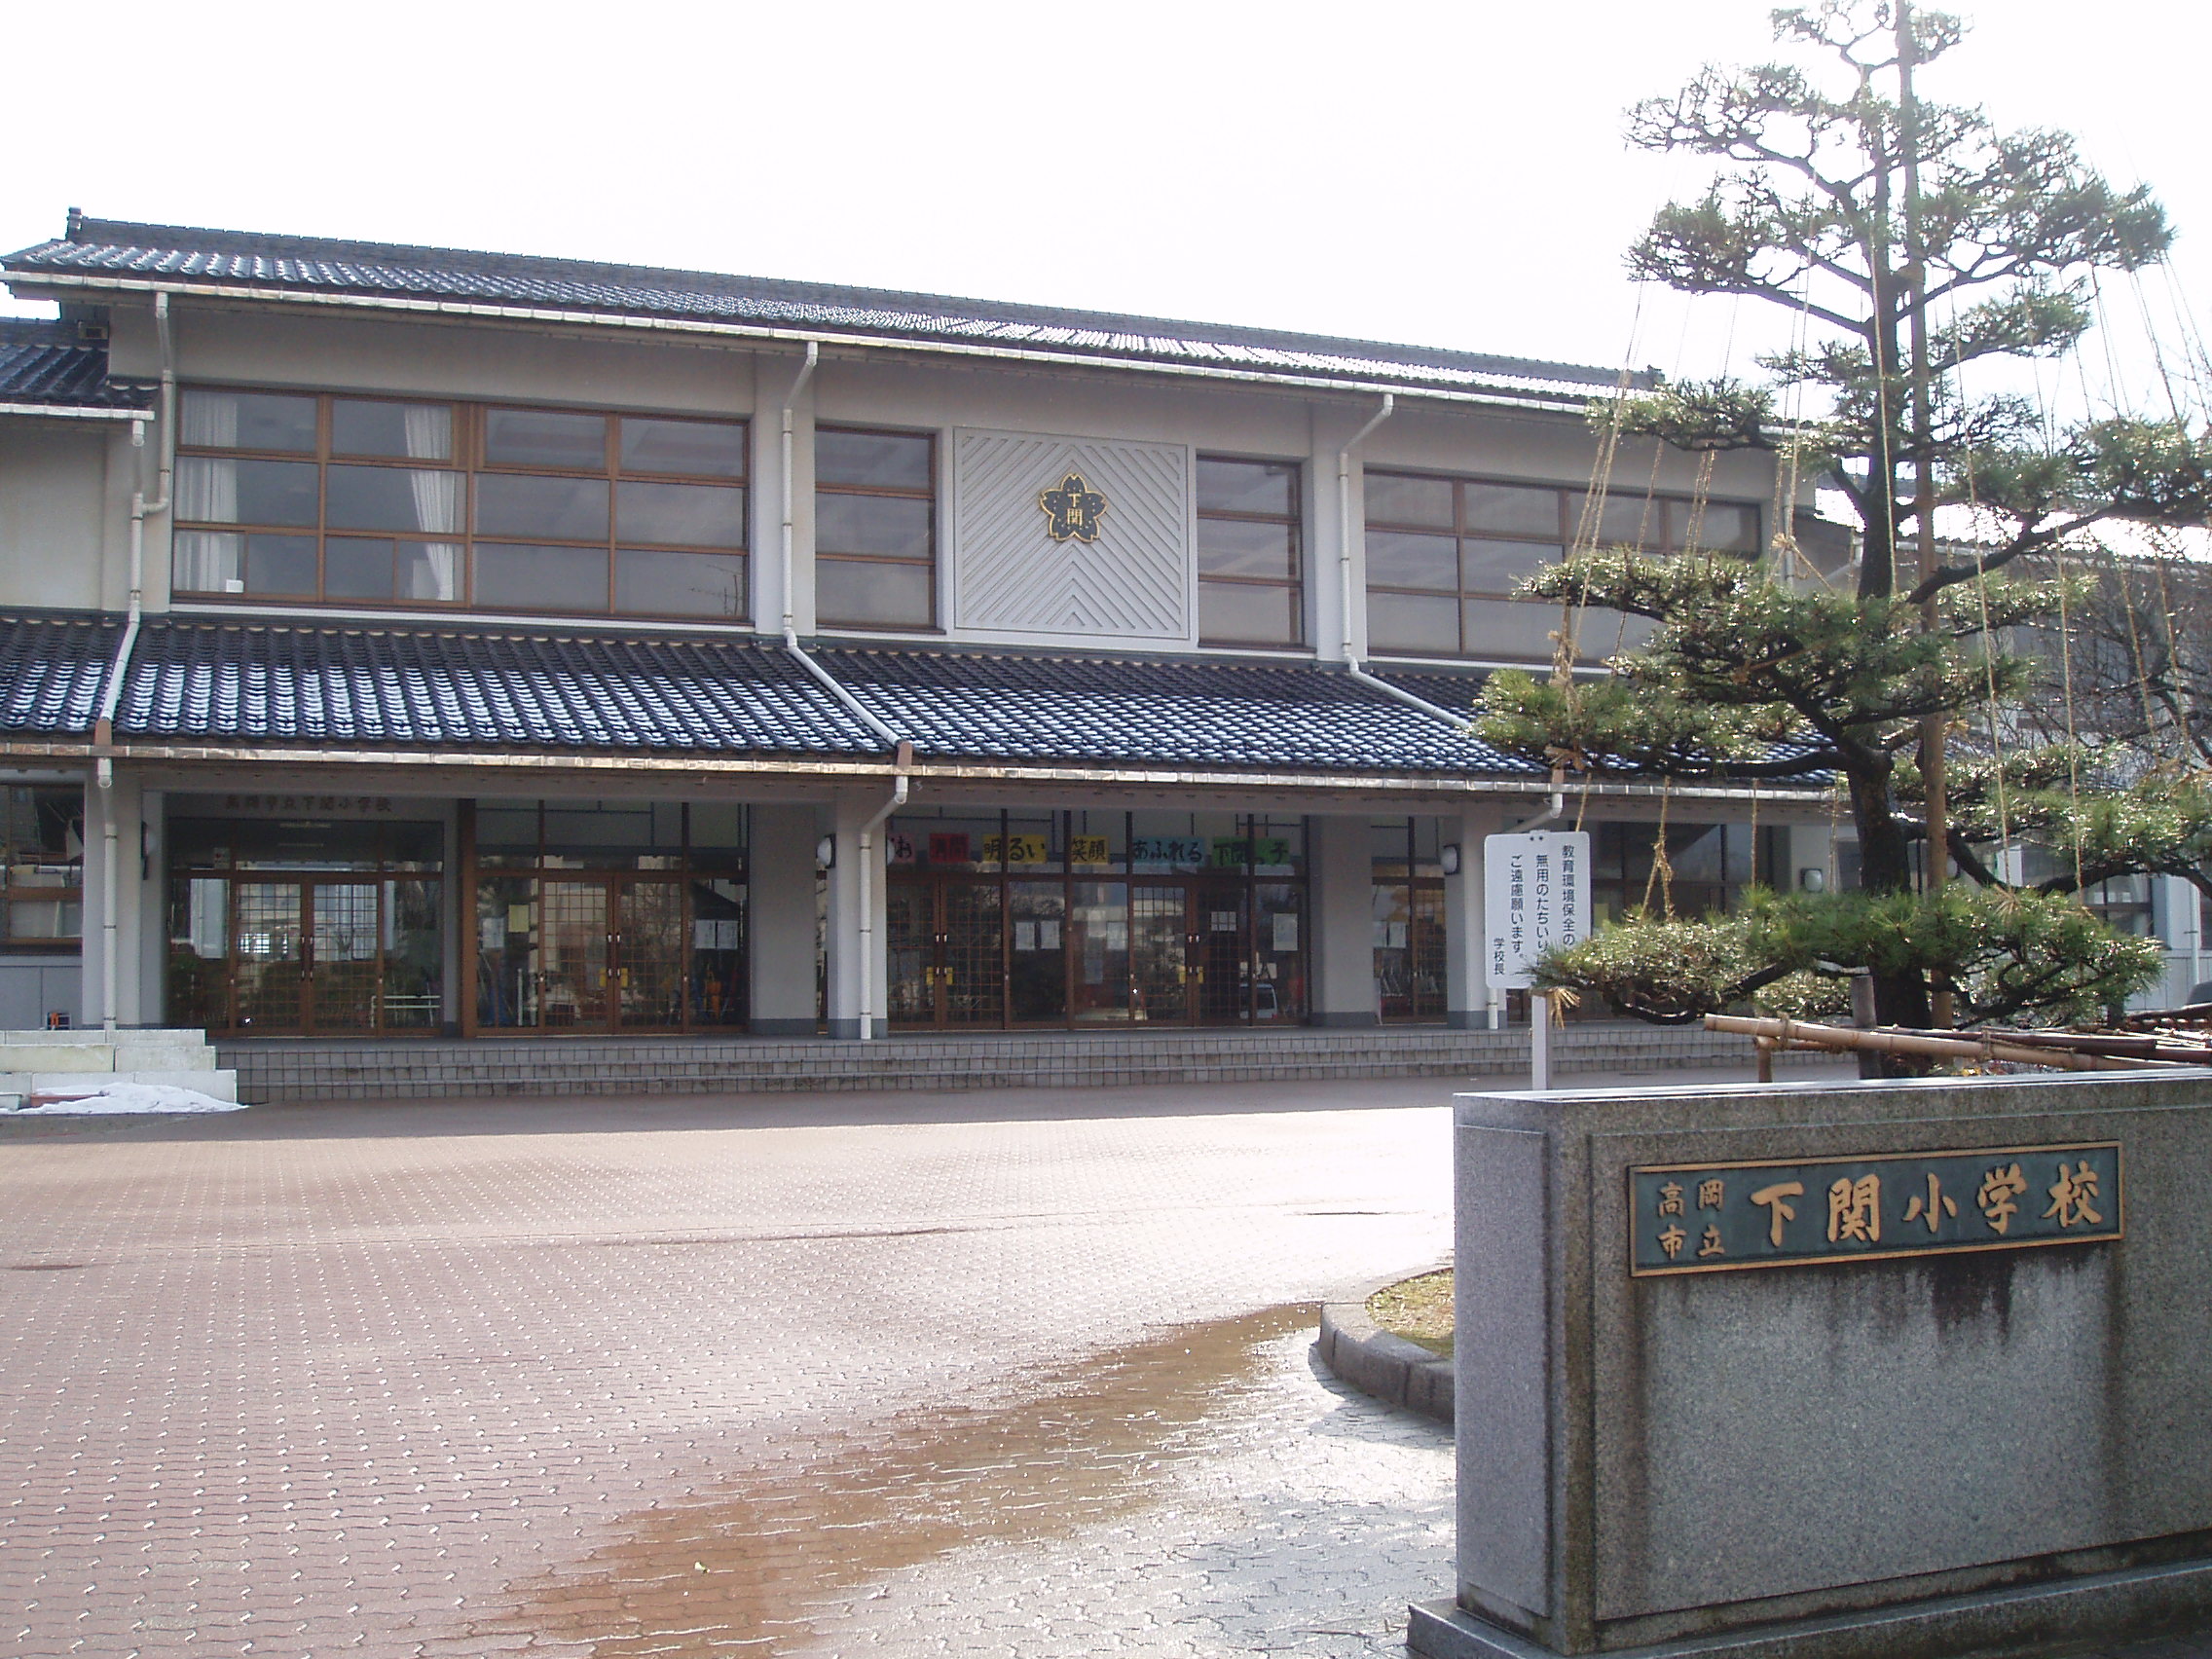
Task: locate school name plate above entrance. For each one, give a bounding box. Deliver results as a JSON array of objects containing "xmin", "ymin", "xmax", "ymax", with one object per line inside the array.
[{"xmin": 1628, "ymin": 1143, "xmax": 2122, "ymax": 1275}]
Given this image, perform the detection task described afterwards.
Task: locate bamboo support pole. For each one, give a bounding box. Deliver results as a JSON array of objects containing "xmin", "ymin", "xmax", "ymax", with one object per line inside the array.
[{"xmin": 1703, "ymin": 1014, "xmax": 2169, "ymax": 1072}]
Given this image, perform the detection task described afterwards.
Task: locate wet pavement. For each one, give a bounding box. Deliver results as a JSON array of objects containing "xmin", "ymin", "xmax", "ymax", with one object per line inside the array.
[
  {"xmin": 5, "ymin": 1061, "xmax": 2203, "ymax": 1659},
  {"xmin": 2, "ymin": 1073, "xmax": 1467, "ymax": 1658}
]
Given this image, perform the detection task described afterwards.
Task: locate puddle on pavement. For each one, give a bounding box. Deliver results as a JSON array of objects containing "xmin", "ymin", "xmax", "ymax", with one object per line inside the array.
[{"xmin": 491, "ymin": 1303, "xmax": 1314, "ymax": 1657}]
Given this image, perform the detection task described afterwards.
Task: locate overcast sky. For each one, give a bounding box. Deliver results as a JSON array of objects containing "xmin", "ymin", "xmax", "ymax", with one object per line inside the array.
[{"xmin": 6, "ymin": 1, "xmax": 2206, "ymax": 417}]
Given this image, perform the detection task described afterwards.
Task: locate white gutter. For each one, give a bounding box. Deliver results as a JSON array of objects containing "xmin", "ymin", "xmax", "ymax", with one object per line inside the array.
[
  {"xmin": 779, "ymin": 342, "xmax": 818, "ymax": 641},
  {"xmin": 93, "ymin": 291, "xmax": 173, "ymax": 1033},
  {"xmin": 11, "ymin": 274, "xmax": 1616, "ymax": 418},
  {"xmin": 0, "ymin": 401, "xmax": 150, "ymax": 423},
  {"xmin": 1325, "ymin": 394, "xmax": 1482, "ymax": 730},
  {"xmin": 854, "ymin": 750, "xmax": 910, "ymax": 1043},
  {"xmin": 760, "ymin": 337, "xmax": 911, "ymax": 1040}
]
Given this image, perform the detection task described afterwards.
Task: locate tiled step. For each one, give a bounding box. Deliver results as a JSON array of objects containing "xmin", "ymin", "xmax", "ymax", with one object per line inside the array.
[{"xmin": 217, "ymin": 1025, "xmax": 1816, "ymax": 1105}]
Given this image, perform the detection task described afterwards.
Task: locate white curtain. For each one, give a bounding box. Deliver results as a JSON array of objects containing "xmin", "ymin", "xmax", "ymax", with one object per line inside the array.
[
  {"xmin": 172, "ymin": 531, "xmax": 241, "ymax": 593},
  {"xmin": 404, "ymin": 543, "xmax": 462, "ymax": 602}
]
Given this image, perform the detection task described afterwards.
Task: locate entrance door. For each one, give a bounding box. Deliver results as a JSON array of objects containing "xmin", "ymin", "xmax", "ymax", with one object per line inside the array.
[
  {"xmin": 1128, "ymin": 884, "xmax": 1190, "ymax": 1024},
  {"xmin": 535, "ymin": 880, "xmax": 610, "ymax": 1028},
  {"xmin": 615, "ymin": 879, "xmax": 685, "ymax": 1029},
  {"xmin": 225, "ymin": 878, "xmax": 422, "ymax": 1034},
  {"xmin": 886, "ymin": 879, "xmax": 1006, "ymax": 1027},
  {"xmin": 1194, "ymin": 880, "xmax": 1249, "ymax": 1025}
]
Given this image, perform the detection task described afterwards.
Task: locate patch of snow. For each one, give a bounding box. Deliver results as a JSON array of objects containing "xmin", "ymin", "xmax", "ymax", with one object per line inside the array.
[{"xmin": 10, "ymin": 1083, "xmax": 246, "ymax": 1116}]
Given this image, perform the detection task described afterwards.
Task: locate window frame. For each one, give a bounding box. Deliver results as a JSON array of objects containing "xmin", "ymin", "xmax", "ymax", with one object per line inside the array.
[
  {"xmin": 1195, "ymin": 453, "xmax": 1305, "ymax": 648},
  {"xmin": 1362, "ymin": 467, "xmax": 1761, "ymax": 661},
  {"xmin": 1, "ymin": 786, "xmax": 85, "ymax": 951},
  {"xmin": 170, "ymin": 387, "xmax": 752, "ymax": 624},
  {"xmin": 813, "ymin": 424, "xmax": 939, "ymax": 633}
]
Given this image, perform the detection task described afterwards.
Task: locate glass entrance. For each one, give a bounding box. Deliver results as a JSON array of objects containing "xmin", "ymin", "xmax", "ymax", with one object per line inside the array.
[
  {"xmin": 185, "ymin": 873, "xmax": 443, "ymax": 1035},
  {"xmin": 479, "ymin": 875, "xmax": 698, "ymax": 1033},
  {"xmin": 885, "ymin": 879, "xmax": 1006, "ymax": 1026}
]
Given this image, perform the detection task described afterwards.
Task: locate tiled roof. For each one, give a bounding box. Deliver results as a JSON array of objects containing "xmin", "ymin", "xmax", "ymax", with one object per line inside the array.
[
  {"xmin": 0, "ymin": 611, "xmax": 1547, "ymax": 777},
  {"xmin": 0, "ymin": 317, "xmax": 155, "ymax": 411},
  {"xmin": 0, "ymin": 613, "xmax": 123, "ymax": 733},
  {"xmin": 109, "ymin": 618, "xmax": 879, "ymax": 755},
  {"xmin": 4, "ymin": 216, "xmax": 1650, "ymax": 408},
  {"xmin": 812, "ymin": 646, "xmax": 1537, "ymax": 775}
]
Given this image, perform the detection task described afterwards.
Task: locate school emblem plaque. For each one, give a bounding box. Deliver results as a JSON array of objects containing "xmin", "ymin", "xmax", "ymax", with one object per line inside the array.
[{"xmin": 1038, "ymin": 471, "xmax": 1108, "ymax": 543}]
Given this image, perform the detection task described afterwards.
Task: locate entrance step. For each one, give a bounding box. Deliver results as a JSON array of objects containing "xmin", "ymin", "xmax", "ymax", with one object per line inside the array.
[
  {"xmin": 217, "ymin": 1024, "xmax": 1824, "ymax": 1105},
  {"xmin": 0, "ymin": 1029, "xmax": 239, "ymax": 1107}
]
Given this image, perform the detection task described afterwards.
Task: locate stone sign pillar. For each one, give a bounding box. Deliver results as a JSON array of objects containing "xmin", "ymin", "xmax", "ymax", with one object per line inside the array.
[{"xmin": 1411, "ymin": 1072, "xmax": 2212, "ymax": 1659}]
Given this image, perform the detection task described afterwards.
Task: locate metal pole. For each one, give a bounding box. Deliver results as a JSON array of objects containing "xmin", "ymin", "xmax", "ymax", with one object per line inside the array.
[{"xmin": 1530, "ymin": 990, "xmax": 1552, "ymax": 1090}]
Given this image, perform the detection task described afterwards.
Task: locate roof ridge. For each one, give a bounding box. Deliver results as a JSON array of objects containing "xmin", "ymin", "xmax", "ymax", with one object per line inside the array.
[{"xmin": 12, "ymin": 214, "xmax": 1646, "ymax": 393}]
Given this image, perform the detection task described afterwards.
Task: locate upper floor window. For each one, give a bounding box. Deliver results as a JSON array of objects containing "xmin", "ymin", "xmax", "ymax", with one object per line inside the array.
[
  {"xmin": 815, "ymin": 427, "xmax": 935, "ymax": 630},
  {"xmin": 1363, "ymin": 470, "xmax": 1759, "ymax": 660},
  {"xmin": 171, "ymin": 389, "xmax": 749, "ymax": 621},
  {"xmin": 1197, "ymin": 457, "xmax": 1303, "ymax": 646}
]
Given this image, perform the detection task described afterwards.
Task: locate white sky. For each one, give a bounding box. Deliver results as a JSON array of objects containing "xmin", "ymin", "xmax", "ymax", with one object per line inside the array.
[{"xmin": 6, "ymin": 0, "xmax": 2207, "ymax": 418}]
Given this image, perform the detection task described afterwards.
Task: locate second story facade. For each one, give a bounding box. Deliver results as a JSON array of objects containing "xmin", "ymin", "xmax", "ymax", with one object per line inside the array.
[{"xmin": 2, "ymin": 214, "xmax": 1788, "ymax": 667}]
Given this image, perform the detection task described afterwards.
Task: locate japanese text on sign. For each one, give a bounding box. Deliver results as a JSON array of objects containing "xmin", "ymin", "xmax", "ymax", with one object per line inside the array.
[
  {"xmin": 1484, "ymin": 830, "xmax": 1590, "ymax": 990},
  {"xmin": 1628, "ymin": 1143, "xmax": 2123, "ymax": 1274}
]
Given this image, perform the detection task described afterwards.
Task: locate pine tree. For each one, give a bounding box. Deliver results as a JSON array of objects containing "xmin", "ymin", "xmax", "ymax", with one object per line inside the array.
[{"xmin": 1479, "ymin": 0, "xmax": 2212, "ymax": 1030}]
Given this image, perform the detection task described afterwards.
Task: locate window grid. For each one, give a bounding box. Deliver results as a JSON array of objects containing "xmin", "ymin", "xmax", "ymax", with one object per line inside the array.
[
  {"xmin": 171, "ymin": 389, "xmax": 750, "ymax": 622},
  {"xmin": 814, "ymin": 425, "xmax": 937, "ymax": 632},
  {"xmin": 1196, "ymin": 455, "xmax": 1304, "ymax": 647},
  {"xmin": 1363, "ymin": 470, "xmax": 1759, "ymax": 660}
]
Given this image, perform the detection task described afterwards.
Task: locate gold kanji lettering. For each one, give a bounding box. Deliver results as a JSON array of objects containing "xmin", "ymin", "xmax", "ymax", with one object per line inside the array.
[
  {"xmin": 1749, "ymin": 1181, "xmax": 1804, "ymax": 1247},
  {"xmin": 1656, "ymin": 1181, "xmax": 1686, "ymax": 1217},
  {"xmin": 1826, "ymin": 1174, "xmax": 1881, "ymax": 1244},
  {"xmin": 1901, "ymin": 1172, "xmax": 1959, "ymax": 1235},
  {"xmin": 1697, "ymin": 1225, "xmax": 1725, "ymax": 1258},
  {"xmin": 1657, "ymin": 1223, "xmax": 1687, "ymax": 1260},
  {"xmin": 1976, "ymin": 1162, "xmax": 2029, "ymax": 1235},
  {"xmin": 1697, "ymin": 1177, "xmax": 1725, "ymax": 1211},
  {"xmin": 2044, "ymin": 1161, "xmax": 2104, "ymax": 1229}
]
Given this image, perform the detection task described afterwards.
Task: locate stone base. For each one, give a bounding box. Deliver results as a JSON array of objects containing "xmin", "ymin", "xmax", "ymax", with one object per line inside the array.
[{"xmin": 1408, "ymin": 1554, "xmax": 2212, "ymax": 1659}]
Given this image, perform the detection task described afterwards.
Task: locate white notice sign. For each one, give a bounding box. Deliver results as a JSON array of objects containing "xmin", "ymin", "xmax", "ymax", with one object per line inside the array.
[{"xmin": 1484, "ymin": 830, "xmax": 1592, "ymax": 990}]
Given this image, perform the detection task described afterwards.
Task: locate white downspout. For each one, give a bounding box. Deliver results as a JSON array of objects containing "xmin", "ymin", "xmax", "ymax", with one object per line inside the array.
[
  {"xmin": 780, "ymin": 341, "xmax": 817, "ymax": 645},
  {"xmin": 769, "ymin": 339, "xmax": 909, "ymax": 1039},
  {"xmin": 95, "ymin": 291, "xmax": 173, "ymax": 1034},
  {"xmin": 855, "ymin": 748, "xmax": 910, "ymax": 1042},
  {"xmin": 1336, "ymin": 394, "xmax": 1393, "ymax": 668},
  {"xmin": 1329, "ymin": 392, "xmax": 1493, "ymax": 727}
]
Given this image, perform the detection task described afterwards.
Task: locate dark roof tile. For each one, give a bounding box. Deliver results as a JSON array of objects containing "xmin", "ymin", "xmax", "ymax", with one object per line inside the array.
[
  {"xmin": 5, "ymin": 217, "xmax": 1649, "ymax": 407},
  {"xmin": 0, "ymin": 317, "xmax": 155, "ymax": 411}
]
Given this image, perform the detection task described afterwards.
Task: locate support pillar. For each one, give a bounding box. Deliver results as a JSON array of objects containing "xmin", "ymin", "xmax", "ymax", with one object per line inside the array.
[
  {"xmin": 823, "ymin": 792, "xmax": 887, "ymax": 1040},
  {"xmin": 1309, "ymin": 814, "xmax": 1378, "ymax": 1026},
  {"xmin": 1446, "ymin": 802, "xmax": 1509, "ymax": 1029},
  {"xmin": 749, "ymin": 804, "xmax": 823, "ymax": 1035}
]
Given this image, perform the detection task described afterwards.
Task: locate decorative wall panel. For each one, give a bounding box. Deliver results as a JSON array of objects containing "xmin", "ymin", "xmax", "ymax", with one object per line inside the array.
[{"xmin": 952, "ymin": 430, "xmax": 1192, "ymax": 642}]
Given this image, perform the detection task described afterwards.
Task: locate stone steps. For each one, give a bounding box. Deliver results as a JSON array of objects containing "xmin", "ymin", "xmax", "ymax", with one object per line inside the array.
[{"xmin": 218, "ymin": 1023, "xmax": 1819, "ymax": 1104}]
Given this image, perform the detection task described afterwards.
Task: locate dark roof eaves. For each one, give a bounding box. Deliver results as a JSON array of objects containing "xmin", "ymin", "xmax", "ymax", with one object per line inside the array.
[{"xmin": 5, "ymin": 218, "xmax": 1649, "ymax": 404}]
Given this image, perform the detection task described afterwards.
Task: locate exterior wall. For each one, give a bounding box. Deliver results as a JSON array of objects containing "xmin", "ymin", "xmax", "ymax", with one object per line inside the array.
[
  {"xmin": 87, "ymin": 296, "xmax": 1782, "ymax": 667},
  {"xmin": 0, "ymin": 419, "xmax": 126, "ymax": 612}
]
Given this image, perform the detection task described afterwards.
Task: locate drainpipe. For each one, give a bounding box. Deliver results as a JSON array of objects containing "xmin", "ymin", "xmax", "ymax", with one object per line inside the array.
[
  {"xmin": 768, "ymin": 340, "xmax": 910, "ymax": 1039},
  {"xmin": 1327, "ymin": 392, "xmax": 1498, "ymax": 728},
  {"xmin": 1335, "ymin": 394, "xmax": 1393, "ymax": 669},
  {"xmin": 93, "ymin": 291, "xmax": 173, "ymax": 1034},
  {"xmin": 855, "ymin": 744, "xmax": 911, "ymax": 1042}
]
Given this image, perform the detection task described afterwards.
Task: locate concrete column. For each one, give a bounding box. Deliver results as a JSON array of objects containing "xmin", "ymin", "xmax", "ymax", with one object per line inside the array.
[
  {"xmin": 1308, "ymin": 814, "xmax": 1378, "ymax": 1027},
  {"xmin": 81, "ymin": 770, "xmax": 151, "ymax": 1030},
  {"xmin": 823, "ymin": 792, "xmax": 888, "ymax": 1040},
  {"xmin": 749, "ymin": 804, "xmax": 823, "ymax": 1035},
  {"xmin": 1446, "ymin": 801, "xmax": 1510, "ymax": 1029}
]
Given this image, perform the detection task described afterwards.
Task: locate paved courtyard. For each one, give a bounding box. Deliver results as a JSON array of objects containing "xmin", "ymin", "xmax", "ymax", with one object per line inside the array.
[
  {"xmin": 5, "ymin": 1064, "xmax": 2204, "ymax": 1659},
  {"xmin": 3, "ymin": 1075, "xmax": 1474, "ymax": 1658}
]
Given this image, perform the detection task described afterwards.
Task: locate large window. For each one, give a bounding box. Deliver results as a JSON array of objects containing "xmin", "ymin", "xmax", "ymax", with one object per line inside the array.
[
  {"xmin": 1, "ymin": 787, "xmax": 82, "ymax": 948},
  {"xmin": 1197, "ymin": 456, "xmax": 1303, "ymax": 646},
  {"xmin": 172, "ymin": 389, "xmax": 749, "ymax": 620},
  {"xmin": 1364, "ymin": 471, "xmax": 1759, "ymax": 660},
  {"xmin": 815, "ymin": 426, "xmax": 936, "ymax": 630}
]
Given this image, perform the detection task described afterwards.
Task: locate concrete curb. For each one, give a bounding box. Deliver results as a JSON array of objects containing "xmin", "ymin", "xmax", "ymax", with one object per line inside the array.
[{"xmin": 1315, "ymin": 1276, "xmax": 1454, "ymax": 1424}]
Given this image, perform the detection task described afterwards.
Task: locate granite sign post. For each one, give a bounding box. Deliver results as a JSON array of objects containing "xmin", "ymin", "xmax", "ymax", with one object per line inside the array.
[{"xmin": 1410, "ymin": 1071, "xmax": 2212, "ymax": 1659}]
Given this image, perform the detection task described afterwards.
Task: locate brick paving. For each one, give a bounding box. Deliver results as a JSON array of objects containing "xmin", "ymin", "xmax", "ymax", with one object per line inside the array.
[{"xmin": 2, "ymin": 1066, "xmax": 2203, "ymax": 1658}]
